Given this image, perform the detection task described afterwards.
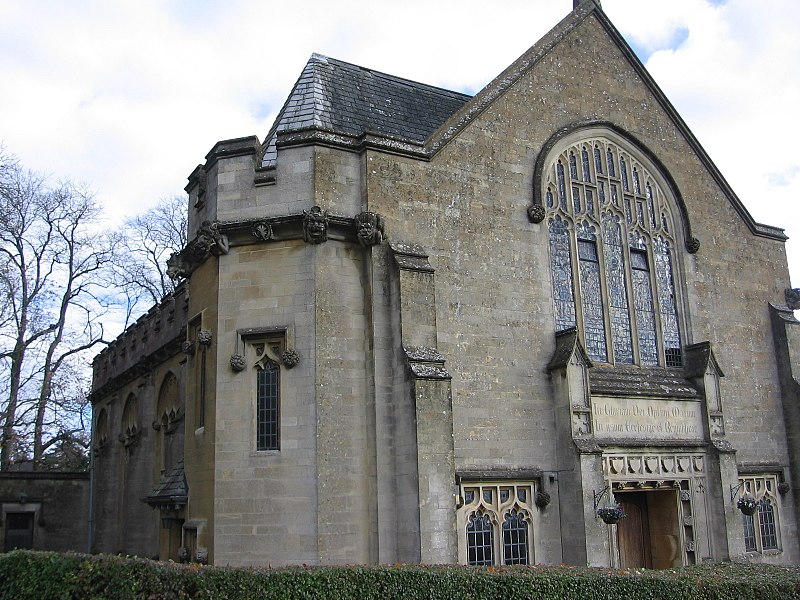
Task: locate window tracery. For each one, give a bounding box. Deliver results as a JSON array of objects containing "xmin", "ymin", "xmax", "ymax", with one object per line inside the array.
[
  {"xmin": 739, "ymin": 475, "xmax": 781, "ymax": 554},
  {"xmin": 544, "ymin": 133, "xmax": 683, "ymax": 367},
  {"xmin": 457, "ymin": 481, "xmax": 535, "ymax": 566}
]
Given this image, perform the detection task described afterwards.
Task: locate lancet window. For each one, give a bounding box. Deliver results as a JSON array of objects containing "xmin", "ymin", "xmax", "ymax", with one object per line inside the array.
[{"xmin": 544, "ymin": 133, "xmax": 683, "ymax": 367}]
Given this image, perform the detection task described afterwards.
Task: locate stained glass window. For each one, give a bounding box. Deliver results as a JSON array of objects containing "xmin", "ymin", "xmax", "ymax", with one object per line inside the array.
[
  {"xmin": 549, "ymin": 216, "xmax": 576, "ymax": 331},
  {"xmin": 582, "ymin": 147, "xmax": 591, "ymax": 182},
  {"xmin": 544, "ymin": 133, "xmax": 683, "ymax": 367},
  {"xmin": 577, "ymin": 224, "xmax": 607, "ymax": 362},
  {"xmin": 602, "ymin": 213, "xmax": 633, "ymax": 364}
]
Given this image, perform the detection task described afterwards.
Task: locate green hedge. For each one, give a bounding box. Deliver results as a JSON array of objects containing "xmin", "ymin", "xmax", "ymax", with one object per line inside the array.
[{"xmin": 1, "ymin": 551, "xmax": 800, "ymax": 600}]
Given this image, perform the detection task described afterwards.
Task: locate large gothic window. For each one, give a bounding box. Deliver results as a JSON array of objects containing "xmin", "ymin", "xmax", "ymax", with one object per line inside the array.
[{"xmin": 544, "ymin": 132, "xmax": 683, "ymax": 367}]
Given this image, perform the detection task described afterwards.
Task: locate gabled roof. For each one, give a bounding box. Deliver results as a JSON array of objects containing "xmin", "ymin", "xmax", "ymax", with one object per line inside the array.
[
  {"xmin": 260, "ymin": 54, "xmax": 471, "ymax": 168},
  {"xmin": 257, "ymin": 0, "xmax": 784, "ymax": 241}
]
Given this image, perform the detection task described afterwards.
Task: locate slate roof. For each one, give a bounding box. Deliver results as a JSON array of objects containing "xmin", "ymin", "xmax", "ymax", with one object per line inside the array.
[
  {"xmin": 589, "ymin": 365, "xmax": 701, "ymax": 399},
  {"xmin": 261, "ymin": 54, "xmax": 472, "ymax": 168},
  {"xmin": 143, "ymin": 459, "xmax": 187, "ymax": 506}
]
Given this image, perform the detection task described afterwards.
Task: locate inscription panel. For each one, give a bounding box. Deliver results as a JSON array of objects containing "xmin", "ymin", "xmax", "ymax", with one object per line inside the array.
[{"xmin": 591, "ymin": 396, "xmax": 703, "ymax": 441}]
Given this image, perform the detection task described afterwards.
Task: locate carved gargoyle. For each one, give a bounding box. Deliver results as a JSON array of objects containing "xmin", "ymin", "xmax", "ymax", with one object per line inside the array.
[
  {"xmin": 302, "ymin": 206, "xmax": 329, "ymax": 244},
  {"xmin": 786, "ymin": 288, "xmax": 800, "ymax": 310},
  {"xmin": 166, "ymin": 220, "xmax": 229, "ymax": 279},
  {"xmin": 354, "ymin": 212, "xmax": 385, "ymax": 247}
]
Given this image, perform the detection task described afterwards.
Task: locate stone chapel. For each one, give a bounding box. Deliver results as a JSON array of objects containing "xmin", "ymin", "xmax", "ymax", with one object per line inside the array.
[{"xmin": 87, "ymin": 0, "xmax": 800, "ymax": 568}]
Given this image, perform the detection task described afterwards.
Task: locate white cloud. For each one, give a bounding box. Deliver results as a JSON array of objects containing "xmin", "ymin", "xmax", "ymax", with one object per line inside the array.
[{"xmin": 1, "ymin": 0, "xmax": 798, "ymax": 285}]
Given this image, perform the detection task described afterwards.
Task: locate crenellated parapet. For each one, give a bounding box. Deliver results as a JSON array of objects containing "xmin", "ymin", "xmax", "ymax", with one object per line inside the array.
[{"xmin": 89, "ymin": 284, "xmax": 189, "ymax": 403}]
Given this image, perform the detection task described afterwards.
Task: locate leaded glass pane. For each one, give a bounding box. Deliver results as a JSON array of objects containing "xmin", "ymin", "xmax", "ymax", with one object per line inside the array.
[
  {"xmin": 654, "ymin": 238, "xmax": 682, "ymax": 367},
  {"xmin": 586, "ymin": 188, "xmax": 594, "ymax": 215},
  {"xmin": 573, "ymin": 186, "xmax": 582, "ymax": 213},
  {"xmin": 602, "ymin": 213, "xmax": 633, "ymax": 364},
  {"xmin": 743, "ymin": 513, "xmax": 757, "ymax": 552},
  {"xmin": 647, "ymin": 183, "xmax": 657, "ymax": 229},
  {"xmin": 500, "ymin": 489, "xmax": 510, "ymax": 503},
  {"xmin": 467, "ymin": 513, "xmax": 494, "ymax": 566},
  {"xmin": 636, "ymin": 199, "xmax": 645, "ymax": 225},
  {"xmin": 582, "ymin": 147, "xmax": 591, "ymax": 182},
  {"xmin": 621, "ymin": 156, "xmax": 630, "ymax": 191},
  {"xmin": 569, "ymin": 151, "xmax": 578, "ymax": 179},
  {"xmin": 557, "ymin": 162, "xmax": 567, "ymax": 210},
  {"xmin": 577, "ymin": 231, "xmax": 607, "ymax": 362},
  {"xmin": 594, "ymin": 145, "xmax": 603, "ymax": 174},
  {"xmin": 759, "ymin": 500, "xmax": 778, "ymax": 550},
  {"xmin": 484, "ymin": 489, "xmax": 493, "ymax": 503},
  {"xmin": 257, "ymin": 361, "xmax": 280, "ymax": 451},
  {"xmin": 625, "ymin": 198, "xmax": 633, "ymax": 224},
  {"xmin": 607, "ymin": 148, "xmax": 616, "ymax": 177},
  {"xmin": 631, "ymin": 248, "xmax": 658, "ymax": 365},
  {"xmin": 549, "ymin": 217, "xmax": 576, "ymax": 331},
  {"xmin": 633, "ymin": 168, "xmax": 641, "ymax": 195},
  {"xmin": 502, "ymin": 511, "xmax": 529, "ymax": 565},
  {"xmin": 611, "ymin": 183, "xmax": 619, "ymax": 207},
  {"xmin": 598, "ymin": 180, "xmax": 606, "ymax": 204},
  {"xmin": 546, "ymin": 188, "xmax": 554, "ymax": 209}
]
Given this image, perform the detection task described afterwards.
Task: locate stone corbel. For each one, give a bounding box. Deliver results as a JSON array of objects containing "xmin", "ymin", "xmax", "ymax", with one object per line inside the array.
[{"xmin": 404, "ymin": 346, "xmax": 450, "ymax": 380}]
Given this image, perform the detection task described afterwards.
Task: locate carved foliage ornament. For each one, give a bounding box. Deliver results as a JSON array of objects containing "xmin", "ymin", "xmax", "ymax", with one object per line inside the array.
[{"xmin": 302, "ymin": 206, "xmax": 329, "ymax": 244}]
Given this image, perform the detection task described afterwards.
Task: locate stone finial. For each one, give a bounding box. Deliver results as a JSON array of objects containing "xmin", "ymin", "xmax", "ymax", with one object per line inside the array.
[{"xmin": 574, "ymin": 0, "xmax": 601, "ymax": 8}]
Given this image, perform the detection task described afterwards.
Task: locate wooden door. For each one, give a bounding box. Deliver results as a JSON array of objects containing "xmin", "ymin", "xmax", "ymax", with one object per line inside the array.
[{"xmin": 617, "ymin": 493, "xmax": 652, "ymax": 569}]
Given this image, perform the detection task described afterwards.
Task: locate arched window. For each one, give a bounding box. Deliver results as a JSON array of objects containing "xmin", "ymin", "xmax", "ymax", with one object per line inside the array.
[
  {"xmin": 120, "ymin": 393, "xmax": 139, "ymax": 447},
  {"xmin": 156, "ymin": 372, "xmax": 183, "ymax": 473},
  {"xmin": 544, "ymin": 132, "xmax": 683, "ymax": 367},
  {"xmin": 252, "ymin": 337, "xmax": 284, "ymax": 452},
  {"xmin": 95, "ymin": 407, "xmax": 109, "ymax": 449},
  {"xmin": 457, "ymin": 481, "xmax": 536, "ymax": 566},
  {"xmin": 466, "ymin": 511, "xmax": 494, "ymax": 566},
  {"xmin": 739, "ymin": 475, "xmax": 782, "ymax": 554}
]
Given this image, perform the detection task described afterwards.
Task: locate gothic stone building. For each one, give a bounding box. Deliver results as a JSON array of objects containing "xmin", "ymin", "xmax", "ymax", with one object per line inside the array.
[{"xmin": 89, "ymin": 1, "xmax": 800, "ymax": 568}]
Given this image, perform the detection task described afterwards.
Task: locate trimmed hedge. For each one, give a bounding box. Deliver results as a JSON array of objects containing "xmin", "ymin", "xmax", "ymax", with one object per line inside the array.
[{"xmin": 1, "ymin": 551, "xmax": 800, "ymax": 600}]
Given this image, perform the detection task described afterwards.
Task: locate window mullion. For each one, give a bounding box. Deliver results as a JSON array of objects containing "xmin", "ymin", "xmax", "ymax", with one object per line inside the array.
[{"xmin": 622, "ymin": 243, "xmax": 641, "ymax": 365}]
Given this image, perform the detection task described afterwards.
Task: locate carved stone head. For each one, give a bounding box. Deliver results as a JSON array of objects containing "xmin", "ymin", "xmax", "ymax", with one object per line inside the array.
[
  {"xmin": 355, "ymin": 212, "xmax": 385, "ymax": 247},
  {"xmin": 786, "ymin": 288, "xmax": 800, "ymax": 310},
  {"xmin": 303, "ymin": 206, "xmax": 329, "ymax": 244}
]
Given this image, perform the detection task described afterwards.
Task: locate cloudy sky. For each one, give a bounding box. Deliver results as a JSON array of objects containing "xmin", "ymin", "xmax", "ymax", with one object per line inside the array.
[{"xmin": 1, "ymin": 0, "xmax": 798, "ymax": 286}]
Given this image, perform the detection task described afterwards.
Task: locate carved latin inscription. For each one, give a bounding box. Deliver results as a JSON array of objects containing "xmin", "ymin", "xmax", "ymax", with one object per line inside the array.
[{"xmin": 592, "ymin": 396, "xmax": 703, "ymax": 441}]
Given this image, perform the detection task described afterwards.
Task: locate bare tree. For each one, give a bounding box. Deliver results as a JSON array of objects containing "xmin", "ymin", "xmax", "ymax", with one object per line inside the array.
[
  {"xmin": 112, "ymin": 194, "xmax": 188, "ymax": 324},
  {"xmin": 0, "ymin": 148, "xmax": 114, "ymax": 470}
]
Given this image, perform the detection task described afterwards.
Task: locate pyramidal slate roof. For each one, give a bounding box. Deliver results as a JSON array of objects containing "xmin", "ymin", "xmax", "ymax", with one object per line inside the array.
[
  {"xmin": 143, "ymin": 459, "xmax": 187, "ymax": 506},
  {"xmin": 261, "ymin": 54, "xmax": 472, "ymax": 168}
]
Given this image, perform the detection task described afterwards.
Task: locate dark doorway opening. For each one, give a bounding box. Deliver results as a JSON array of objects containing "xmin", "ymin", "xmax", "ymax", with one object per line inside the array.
[{"xmin": 4, "ymin": 512, "xmax": 34, "ymax": 551}]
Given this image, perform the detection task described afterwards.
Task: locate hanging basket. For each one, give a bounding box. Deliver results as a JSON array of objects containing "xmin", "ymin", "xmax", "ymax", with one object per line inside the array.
[
  {"xmin": 737, "ymin": 494, "xmax": 759, "ymax": 516},
  {"xmin": 597, "ymin": 503, "xmax": 626, "ymax": 525}
]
